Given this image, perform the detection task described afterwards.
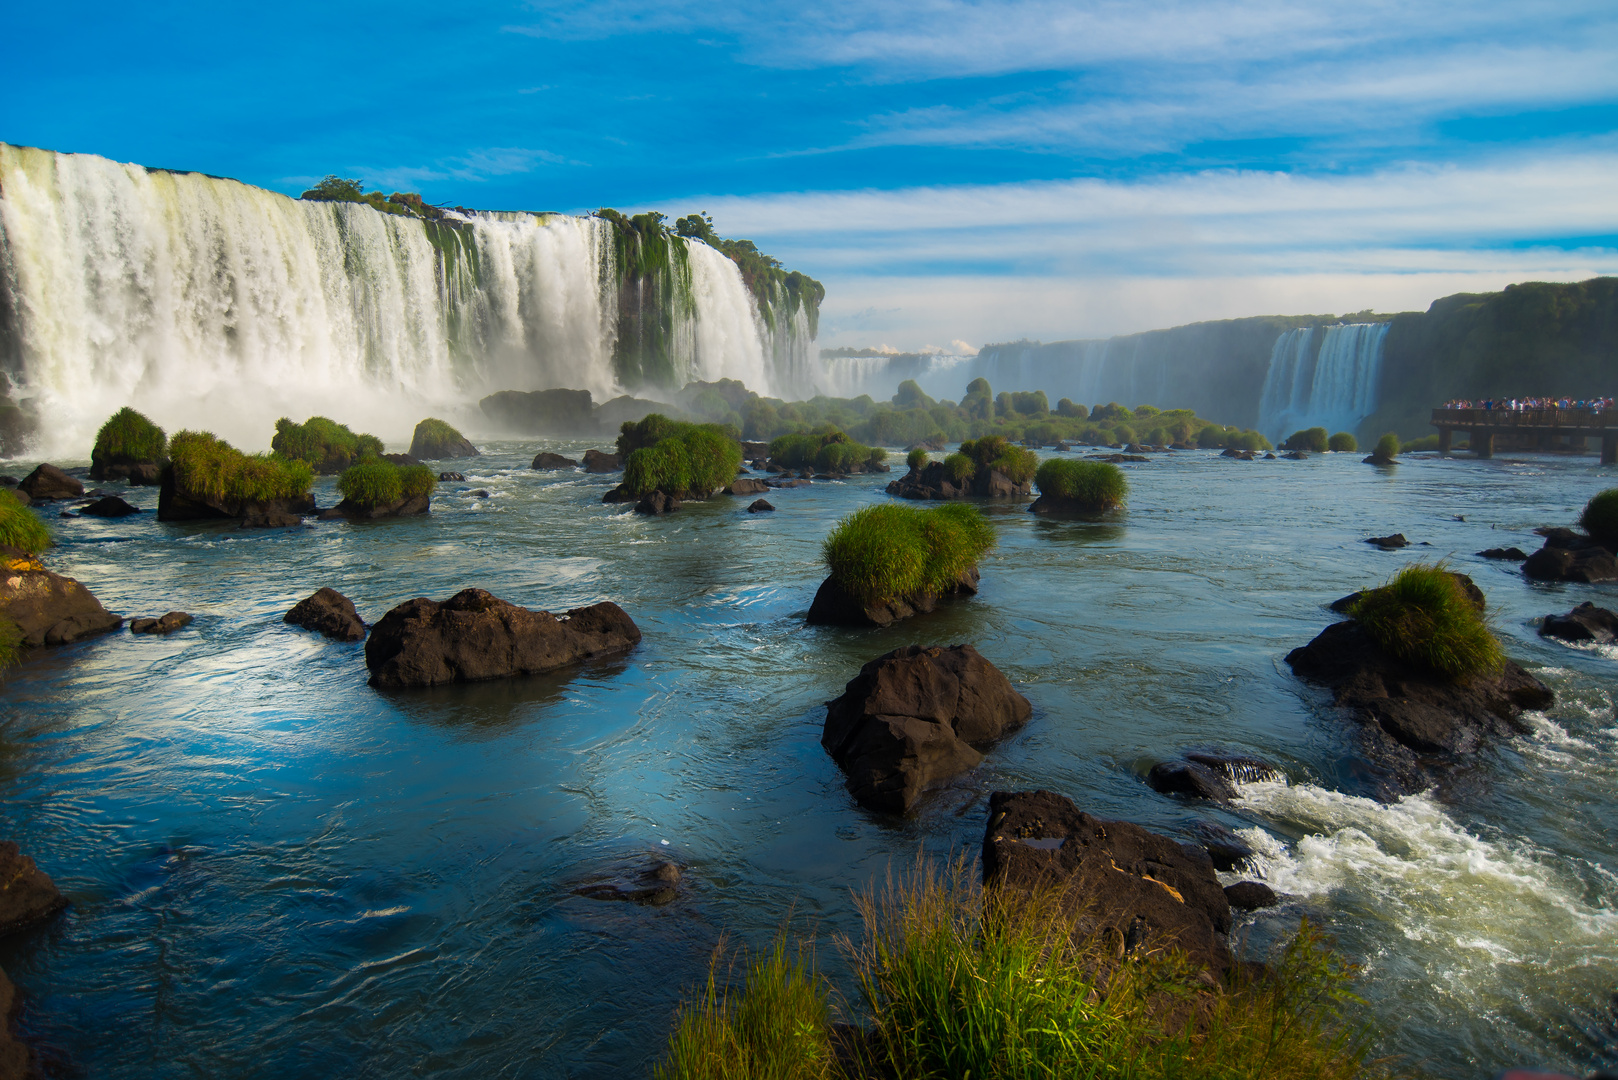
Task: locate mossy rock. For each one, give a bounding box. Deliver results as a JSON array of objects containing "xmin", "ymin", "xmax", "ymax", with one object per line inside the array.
[{"xmin": 409, "ymin": 418, "xmax": 478, "ymax": 460}]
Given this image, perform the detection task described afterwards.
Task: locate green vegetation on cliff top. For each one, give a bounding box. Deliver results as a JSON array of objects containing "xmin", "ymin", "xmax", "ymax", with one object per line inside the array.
[
  {"xmin": 92, "ymin": 407, "xmax": 166, "ymax": 464},
  {"xmin": 169, "ymin": 431, "xmax": 314, "ymax": 504},
  {"xmin": 301, "ymin": 176, "xmax": 445, "ymax": 220},
  {"xmin": 675, "ymin": 212, "xmax": 825, "ymax": 337},
  {"xmin": 823, "ymin": 502, "xmax": 994, "ymax": 610}
]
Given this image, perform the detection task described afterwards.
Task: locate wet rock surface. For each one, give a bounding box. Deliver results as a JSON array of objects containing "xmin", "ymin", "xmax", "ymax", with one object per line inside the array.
[
  {"xmin": 1190, "ymin": 821, "xmax": 1255, "ymax": 872},
  {"xmin": 410, "ymin": 428, "xmax": 479, "ymax": 460},
  {"xmin": 91, "ymin": 460, "xmax": 163, "ymax": 485},
  {"xmin": 18, "ymin": 464, "xmax": 82, "ymax": 502},
  {"xmin": 822, "ymin": 644, "xmax": 1032, "ymax": 813},
  {"xmin": 582, "ymin": 449, "xmax": 621, "ymax": 473},
  {"xmin": 1224, "ymin": 881, "xmax": 1279, "ymax": 910},
  {"xmin": 285, "ymin": 588, "xmax": 367, "ymax": 642},
  {"xmin": 1522, "ymin": 528, "xmax": 1618, "ymax": 583},
  {"xmin": 747, "ymin": 498, "xmax": 775, "ymax": 513},
  {"xmin": 574, "ymin": 857, "xmax": 683, "ymax": 906},
  {"xmin": 0, "ymin": 841, "xmax": 68, "ymax": 938},
  {"xmin": 77, "ymin": 495, "xmax": 142, "ymax": 517},
  {"xmin": 531, "ymin": 452, "xmax": 579, "ymax": 470},
  {"xmin": 0, "ymin": 545, "xmax": 123, "ymax": 647},
  {"xmin": 1477, "ymin": 547, "xmax": 1529, "ymax": 561},
  {"xmin": 1365, "ymin": 533, "xmax": 1409, "ymax": 549},
  {"xmin": 807, "ymin": 566, "xmax": 980, "ymax": 628},
  {"xmin": 130, "ymin": 611, "xmax": 192, "ymax": 635},
  {"xmin": 726, "ymin": 477, "xmax": 769, "ymax": 496},
  {"xmin": 634, "ymin": 491, "xmax": 680, "ymax": 515},
  {"xmin": 438, "ymin": 472, "xmax": 465, "ymax": 482},
  {"xmin": 886, "ymin": 462, "xmax": 1030, "ymax": 501},
  {"xmin": 365, "ymin": 589, "xmax": 640, "ymax": 689},
  {"xmin": 1541, "ymin": 602, "xmax": 1618, "ymax": 644},
  {"xmin": 325, "ymin": 494, "xmax": 431, "ymax": 520},
  {"xmin": 157, "ymin": 466, "xmax": 316, "ymax": 524},
  {"xmin": 981, "ymin": 790, "xmax": 1235, "ymax": 975}
]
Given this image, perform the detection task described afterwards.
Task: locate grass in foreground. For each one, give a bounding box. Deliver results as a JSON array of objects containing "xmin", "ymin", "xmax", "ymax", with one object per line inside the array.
[
  {"xmin": 1579, "ymin": 488, "xmax": 1618, "ymax": 545},
  {"xmin": 1034, "ymin": 458, "xmax": 1128, "ymax": 511},
  {"xmin": 1350, "ymin": 562, "xmax": 1503, "ymax": 679},
  {"xmin": 169, "ymin": 431, "xmax": 315, "ymax": 505},
  {"xmin": 655, "ymin": 856, "xmax": 1382, "ymax": 1080},
  {"xmin": 822, "ymin": 503, "xmax": 994, "ymax": 609},
  {"xmin": 92, "ymin": 406, "xmax": 166, "ymax": 464},
  {"xmin": 337, "ymin": 460, "xmax": 436, "ymax": 507},
  {"xmin": 0, "ymin": 489, "xmax": 50, "ymax": 553}
]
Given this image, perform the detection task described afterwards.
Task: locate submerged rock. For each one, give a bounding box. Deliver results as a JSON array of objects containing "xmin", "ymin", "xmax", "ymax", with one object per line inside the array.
[
  {"xmin": 1522, "ymin": 528, "xmax": 1618, "ymax": 583},
  {"xmin": 822, "ymin": 644, "xmax": 1032, "ymax": 814},
  {"xmin": 1477, "ymin": 547, "xmax": 1528, "ymax": 561},
  {"xmin": 1362, "ymin": 453, "xmax": 1397, "ymax": 465},
  {"xmin": 364, "ymin": 588, "xmax": 640, "ymax": 689},
  {"xmin": 531, "ymin": 452, "xmax": 579, "ymax": 470},
  {"xmin": 982, "ymin": 790, "xmax": 1235, "ymax": 975},
  {"xmin": 1540, "ymin": 602, "xmax": 1618, "ymax": 644},
  {"xmin": 747, "ymin": 498, "xmax": 775, "ymax": 513},
  {"xmin": 633, "ymin": 491, "xmax": 680, "ymax": 515},
  {"xmin": 582, "ymin": 449, "xmax": 621, "ymax": 473},
  {"xmin": 1220, "ymin": 449, "xmax": 1256, "ymax": 461},
  {"xmin": 807, "ymin": 566, "xmax": 980, "ymax": 628},
  {"xmin": 285, "ymin": 588, "xmax": 367, "ymax": 642},
  {"xmin": 1364, "ymin": 533, "xmax": 1409, "ymax": 549},
  {"xmin": 77, "ymin": 495, "xmax": 142, "ymax": 517},
  {"xmin": 130, "ymin": 611, "xmax": 192, "ymax": 635},
  {"xmin": 1146, "ymin": 761, "xmax": 1236, "ymax": 803},
  {"xmin": 18, "ymin": 464, "xmax": 82, "ymax": 502},
  {"xmin": 0, "ymin": 841, "xmax": 68, "ymax": 937},
  {"xmin": 1189, "ymin": 820, "xmax": 1255, "ymax": 872},
  {"xmin": 0, "ymin": 545, "xmax": 123, "ymax": 647},
  {"xmin": 439, "ymin": 472, "xmax": 465, "ymax": 482},
  {"xmin": 574, "ymin": 857, "xmax": 683, "ymax": 907}
]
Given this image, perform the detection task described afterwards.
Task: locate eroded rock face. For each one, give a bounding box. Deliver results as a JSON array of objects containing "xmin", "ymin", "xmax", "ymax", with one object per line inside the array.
[
  {"xmin": 822, "ymin": 644, "xmax": 1031, "ymax": 813},
  {"xmin": 285, "ymin": 588, "xmax": 366, "ymax": 642},
  {"xmin": 0, "ymin": 841, "xmax": 67, "ymax": 938},
  {"xmin": 91, "ymin": 460, "xmax": 163, "ymax": 485},
  {"xmin": 1522, "ymin": 528, "xmax": 1618, "ymax": 583},
  {"xmin": 0, "ymin": 546, "xmax": 122, "ymax": 647},
  {"xmin": 582, "ymin": 449, "xmax": 621, "ymax": 473},
  {"xmin": 364, "ymin": 589, "xmax": 640, "ymax": 688},
  {"xmin": 18, "ymin": 464, "xmax": 82, "ymax": 502},
  {"xmin": 531, "ymin": 452, "xmax": 579, "ymax": 470},
  {"xmin": 726, "ymin": 477, "xmax": 769, "ymax": 496},
  {"xmin": 324, "ymin": 494, "xmax": 430, "ymax": 520},
  {"xmin": 1541, "ymin": 602, "xmax": 1618, "ymax": 644},
  {"xmin": 131, "ymin": 612, "xmax": 192, "ymax": 635},
  {"xmin": 156, "ymin": 466, "xmax": 315, "ymax": 524},
  {"xmin": 807, "ymin": 566, "xmax": 979, "ymax": 628},
  {"xmin": 1224, "ymin": 881, "xmax": 1278, "ymax": 910},
  {"xmin": 981, "ymin": 790, "xmax": 1234, "ymax": 975},
  {"xmin": 633, "ymin": 491, "xmax": 680, "ymax": 515},
  {"xmin": 747, "ymin": 499, "xmax": 775, "ymax": 513}
]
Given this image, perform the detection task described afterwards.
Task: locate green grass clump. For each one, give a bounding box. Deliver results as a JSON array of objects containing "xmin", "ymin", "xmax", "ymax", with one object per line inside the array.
[
  {"xmin": 1284, "ymin": 427, "xmax": 1329, "ymax": 452},
  {"xmin": 271, "ymin": 416, "xmax": 384, "ymax": 474},
  {"xmin": 0, "ymin": 490, "xmax": 50, "ymax": 553},
  {"xmin": 822, "ymin": 502, "xmax": 994, "ymax": 608},
  {"xmin": 1329, "ymin": 432, "xmax": 1358, "ymax": 452},
  {"xmin": 0, "ymin": 615, "xmax": 24, "ymax": 673},
  {"xmin": 1034, "ymin": 459, "xmax": 1128, "ymax": 510},
  {"xmin": 1373, "ymin": 432, "xmax": 1399, "ymax": 459},
  {"xmin": 1579, "ymin": 489, "xmax": 1618, "ymax": 545},
  {"xmin": 905, "ymin": 448, "xmax": 928, "ymax": 471},
  {"xmin": 769, "ymin": 428, "xmax": 881, "ymax": 474},
  {"xmin": 168, "ymin": 431, "xmax": 315, "ymax": 504},
  {"xmin": 654, "ymin": 855, "xmax": 1380, "ymax": 1080},
  {"xmin": 1350, "ymin": 562, "xmax": 1503, "ymax": 679},
  {"xmin": 92, "ymin": 407, "xmax": 166, "ymax": 464},
  {"xmin": 958, "ymin": 436, "xmax": 1038, "ymax": 484},
  {"xmin": 623, "ymin": 420, "xmax": 743, "ymax": 498},
  {"xmin": 337, "ymin": 461, "xmax": 436, "ymax": 507},
  {"xmin": 409, "ymin": 417, "xmax": 468, "ymax": 458},
  {"xmin": 943, "ymin": 453, "xmax": 974, "ymax": 482}
]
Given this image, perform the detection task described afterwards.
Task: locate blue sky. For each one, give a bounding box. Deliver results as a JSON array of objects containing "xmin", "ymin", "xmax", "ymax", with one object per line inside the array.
[{"xmin": 4, "ymin": 0, "xmax": 1616, "ymax": 347}]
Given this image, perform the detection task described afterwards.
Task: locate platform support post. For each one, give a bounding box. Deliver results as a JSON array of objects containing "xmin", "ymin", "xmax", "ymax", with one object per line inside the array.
[
  {"xmin": 1437, "ymin": 428, "xmax": 1452, "ymax": 454},
  {"xmin": 1603, "ymin": 433, "xmax": 1617, "ymax": 465},
  {"xmin": 1473, "ymin": 430, "xmax": 1494, "ymax": 459}
]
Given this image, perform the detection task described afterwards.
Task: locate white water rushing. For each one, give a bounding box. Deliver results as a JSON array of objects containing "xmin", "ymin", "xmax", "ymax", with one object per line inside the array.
[
  {"xmin": 1256, "ymin": 322, "xmax": 1389, "ymax": 442},
  {"xmin": 0, "ymin": 145, "xmax": 811, "ymax": 453}
]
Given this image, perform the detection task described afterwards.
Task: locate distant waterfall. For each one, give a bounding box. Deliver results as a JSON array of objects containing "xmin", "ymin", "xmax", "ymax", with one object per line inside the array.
[
  {"xmin": 1257, "ymin": 323, "xmax": 1389, "ymax": 441},
  {"xmin": 0, "ymin": 145, "xmax": 818, "ymax": 454}
]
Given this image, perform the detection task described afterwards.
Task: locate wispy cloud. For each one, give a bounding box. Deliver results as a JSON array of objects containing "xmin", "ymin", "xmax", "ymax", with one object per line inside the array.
[{"xmin": 354, "ymin": 147, "xmax": 574, "ymax": 192}]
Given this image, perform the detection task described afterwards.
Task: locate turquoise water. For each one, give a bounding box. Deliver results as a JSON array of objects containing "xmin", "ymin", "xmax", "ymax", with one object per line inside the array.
[{"xmin": 2, "ymin": 446, "xmax": 1616, "ymax": 1078}]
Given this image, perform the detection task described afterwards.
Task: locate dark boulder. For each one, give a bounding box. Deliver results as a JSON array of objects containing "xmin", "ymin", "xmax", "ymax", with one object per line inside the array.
[
  {"xmin": 741, "ymin": 441, "xmax": 769, "ymax": 459},
  {"xmin": 1190, "ymin": 820, "xmax": 1255, "ymax": 872},
  {"xmin": 1224, "ymin": 881, "xmax": 1279, "ymax": 911},
  {"xmin": 364, "ymin": 589, "xmax": 640, "ymax": 689},
  {"xmin": 0, "ymin": 967, "xmax": 25, "ymax": 1079},
  {"xmin": 634, "ymin": 491, "xmax": 680, "ymax": 515},
  {"xmin": 0, "ymin": 841, "xmax": 68, "ymax": 937},
  {"xmin": 1541, "ymin": 602, "xmax": 1618, "ymax": 644},
  {"xmin": 601, "ymin": 485, "xmax": 637, "ymax": 504},
  {"xmin": 747, "ymin": 499, "xmax": 775, "ymax": 513},
  {"xmin": 807, "ymin": 566, "xmax": 979, "ymax": 628},
  {"xmin": 1286, "ymin": 618, "xmax": 1553, "ymax": 758},
  {"xmin": 1365, "ymin": 533, "xmax": 1409, "ymax": 549},
  {"xmin": 726, "ymin": 477, "xmax": 769, "ymax": 496},
  {"xmin": 469, "ymin": 490, "xmax": 490, "ymax": 499},
  {"xmin": 982, "ymin": 790, "xmax": 1235, "ymax": 975},
  {"xmin": 0, "ymin": 477, "xmax": 14, "ymax": 487},
  {"xmin": 240, "ymin": 506, "xmax": 306, "ymax": 528},
  {"xmin": 285, "ymin": 588, "xmax": 366, "ymax": 642},
  {"xmin": 1183, "ymin": 752, "xmax": 1280, "ymax": 784},
  {"xmin": 78, "ymin": 495, "xmax": 141, "ymax": 518},
  {"xmin": 1281, "ymin": 451, "xmax": 1308, "ymax": 460},
  {"xmin": 531, "ymin": 452, "xmax": 579, "ymax": 470},
  {"xmin": 1220, "ymin": 448, "xmax": 1256, "ymax": 461},
  {"xmin": 886, "ymin": 461, "xmax": 1030, "ymax": 501},
  {"xmin": 382, "ymin": 453, "xmax": 420, "ymax": 467},
  {"xmin": 157, "ymin": 466, "xmax": 315, "ymax": 524},
  {"xmin": 574, "ymin": 857, "xmax": 682, "ymax": 907},
  {"xmin": 1522, "ymin": 528, "xmax": 1618, "ymax": 583},
  {"xmin": 1146, "ymin": 761, "xmax": 1236, "ymax": 802},
  {"xmin": 325, "ymin": 494, "xmax": 430, "ymax": 520},
  {"xmin": 92, "ymin": 460, "xmax": 163, "ymax": 485},
  {"xmin": 582, "ymin": 449, "xmax": 621, "ymax": 473},
  {"xmin": 0, "ymin": 545, "xmax": 123, "ymax": 647},
  {"xmin": 130, "ymin": 612, "xmax": 192, "ymax": 635},
  {"xmin": 18, "ymin": 464, "xmax": 82, "ymax": 502},
  {"xmin": 439, "ymin": 472, "xmax": 465, "ymax": 482},
  {"xmin": 1362, "ymin": 453, "xmax": 1397, "ymax": 465},
  {"xmin": 410, "ymin": 425, "xmax": 478, "ymax": 460},
  {"xmin": 767, "ymin": 477, "xmax": 811, "ymax": 489},
  {"xmin": 1477, "ymin": 547, "xmax": 1528, "ymax": 561},
  {"xmin": 823, "ymin": 644, "xmax": 1032, "ymax": 814}
]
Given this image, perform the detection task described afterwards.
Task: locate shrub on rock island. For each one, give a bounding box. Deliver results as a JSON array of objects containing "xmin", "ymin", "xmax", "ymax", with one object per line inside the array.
[
  {"xmin": 0, "ymin": 489, "xmax": 50, "ymax": 553},
  {"xmin": 958, "ymin": 435, "xmax": 1037, "ymax": 484},
  {"xmin": 1350, "ymin": 562, "xmax": 1504, "ymax": 680},
  {"xmin": 906, "ymin": 447, "xmax": 929, "ymax": 471},
  {"xmin": 169, "ymin": 431, "xmax": 315, "ymax": 504},
  {"xmin": 1373, "ymin": 432, "xmax": 1400, "ymax": 459},
  {"xmin": 620, "ymin": 417, "xmax": 742, "ymax": 500},
  {"xmin": 1328, "ymin": 432, "xmax": 1358, "ymax": 452},
  {"xmin": 943, "ymin": 452, "xmax": 974, "ymax": 482},
  {"xmin": 822, "ymin": 502, "xmax": 994, "ymax": 610},
  {"xmin": 337, "ymin": 460, "xmax": 436, "ymax": 509},
  {"xmin": 769, "ymin": 427, "xmax": 884, "ymax": 474},
  {"xmin": 271, "ymin": 416, "xmax": 384, "ymax": 475},
  {"xmin": 1578, "ymin": 489, "xmax": 1618, "ymax": 546},
  {"xmin": 92, "ymin": 407, "xmax": 166, "ymax": 466},
  {"xmin": 1033, "ymin": 459, "xmax": 1127, "ymax": 511},
  {"xmin": 409, "ymin": 418, "xmax": 477, "ymax": 459},
  {"xmin": 1283, "ymin": 426, "xmax": 1329, "ymax": 453}
]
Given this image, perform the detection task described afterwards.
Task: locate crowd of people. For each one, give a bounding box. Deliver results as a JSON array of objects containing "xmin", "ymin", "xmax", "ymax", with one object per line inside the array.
[{"xmin": 1441, "ymin": 396, "xmax": 1615, "ymax": 412}]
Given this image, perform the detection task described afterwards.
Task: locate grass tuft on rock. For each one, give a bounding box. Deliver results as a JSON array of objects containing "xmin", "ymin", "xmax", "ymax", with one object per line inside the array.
[
  {"xmin": 170, "ymin": 431, "xmax": 315, "ymax": 504},
  {"xmin": 905, "ymin": 448, "xmax": 928, "ymax": 471},
  {"xmin": 410, "ymin": 418, "xmax": 469, "ymax": 458},
  {"xmin": 337, "ymin": 461, "xmax": 436, "ymax": 508},
  {"xmin": 822, "ymin": 502, "xmax": 994, "ymax": 609},
  {"xmin": 0, "ymin": 615, "xmax": 24, "ymax": 673},
  {"xmin": 1283, "ymin": 427, "xmax": 1329, "ymax": 453},
  {"xmin": 1329, "ymin": 432, "xmax": 1358, "ymax": 452},
  {"xmin": 92, "ymin": 407, "xmax": 166, "ymax": 464},
  {"xmin": 1578, "ymin": 488, "xmax": 1618, "ymax": 545},
  {"xmin": 0, "ymin": 489, "xmax": 50, "ymax": 553},
  {"xmin": 1350, "ymin": 562, "xmax": 1504, "ymax": 680},
  {"xmin": 1373, "ymin": 432, "xmax": 1399, "ymax": 459},
  {"xmin": 959, "ymin": 435, "xmax": 1038, "ymax": 483},
  {"xmin": 622, "ymin": 416, "xmax": 743, "ymax": 499},
  {"xmin": 271, "ymin": 416, "xmax": 384, "ymax": 474},
  {"xmin": 769, "ymin": 428, "xmax": 884, "ymax": 474},
  {"xmin": 1034, "ymin": 459, "xmax": 1128, "ymax": 511},
  {"xmin": 654, "ymin": 855, "xmax": 1380, "ymax": 1080}
]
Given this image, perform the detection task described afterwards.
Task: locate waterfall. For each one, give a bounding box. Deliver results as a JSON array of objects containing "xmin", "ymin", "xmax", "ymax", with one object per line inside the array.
[
  {"xmin": 1256, "ymin": 323, "xmax": 1389, "ymax": 441},
  {"xmin": 0, "ymin": 145, "xmax": 817, "ymax": 455}
]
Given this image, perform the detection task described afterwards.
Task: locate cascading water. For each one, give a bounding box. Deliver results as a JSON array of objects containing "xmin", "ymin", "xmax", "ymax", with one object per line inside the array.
[
  {"xmin": 1257, "ymin": 322, "xmax": 1389, "ymax": 441},
  {"xmin": 0, "ymin": 145, "xmax": 818, "ymax": 454}
]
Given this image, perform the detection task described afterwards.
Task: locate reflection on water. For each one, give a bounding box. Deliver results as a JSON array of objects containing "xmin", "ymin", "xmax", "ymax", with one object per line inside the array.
[{"xmin": 1, "ymin": 445, "xmax": 1616, "ymax": 1078}]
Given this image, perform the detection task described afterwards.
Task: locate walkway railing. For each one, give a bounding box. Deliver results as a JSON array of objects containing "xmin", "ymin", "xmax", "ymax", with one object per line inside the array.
[{"xmin": 1432, "ymin": 408, "xmax": 1613, "ymax": 428}]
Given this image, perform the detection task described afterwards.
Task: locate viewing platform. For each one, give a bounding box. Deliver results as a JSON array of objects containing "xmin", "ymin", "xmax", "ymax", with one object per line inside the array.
[{"xmin": 1431, "ymin": 408, "xmax": 1618, "ymax": 462}]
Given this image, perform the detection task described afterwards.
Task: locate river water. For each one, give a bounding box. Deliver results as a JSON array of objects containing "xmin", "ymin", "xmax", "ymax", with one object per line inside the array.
[{"xmin": 2, "ymin": 446, "xmax": 1615, "ymax": 1078}]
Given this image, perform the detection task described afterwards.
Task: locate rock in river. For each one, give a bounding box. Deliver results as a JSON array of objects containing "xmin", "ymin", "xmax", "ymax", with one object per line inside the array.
[
  {"xmin": 582, "ymin": 449, "xmax": 621, "ymax": 473},
  {"xmin": 531, "ymin": 452, "xmax": 579, "ymax": 470},
  {"xmin": 0, "ymin": 545, "xmax": 122, "ymax": 647},
  {"xmin": 747, "ymin": 498, "xmax": 775, "ymax": 513},
  {"xmin": 1540, "ymin": 601, "xmax": 1618, "ymax": 644},
  {"xmin": 18, "ymin": 464, "xmax": 82, "ymax": 502},
  {"xmin": 822, "ymin": 644, "xmax": 1032, "ymax": 813},
  {"xmin": 130, "ymin": 611, "xmax": 192, "ymax": 635},
  {"xmin": 807, "ymin": 566, "xmax": 979, "ymax": 628},
  {"xmin": 77, "ymin": 495, "xmax": 142, "ymax": 518},
  {"xmin": 1224, "ymin": 881, "xmax": 1279, "ymax": 911},
  {"xmin": 364, "ymin": 588, "xmax": 640, "ymax": 689},
  {"xmin": 1521, "ymin": 528, "xmax": 1618, "ymax": 583},
  {"xmin": 982, "ymin": 790, "xmax": 1235, "ymax": 975},
  {"xmin": 285, "ymin": 588, "xmax": 367, "ymax": 642},
  {"xmin": 0, "ymin": 841, "xmax": 68, "ymax": 937}
]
